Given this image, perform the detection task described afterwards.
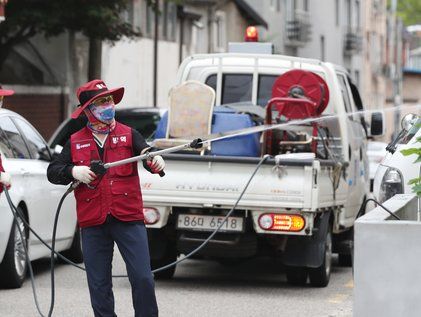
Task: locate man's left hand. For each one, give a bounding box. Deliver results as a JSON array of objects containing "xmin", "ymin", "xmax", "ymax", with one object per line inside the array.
[{"xmin": 146, "ymin": 155, "xmax": 165, "ymax": 173}]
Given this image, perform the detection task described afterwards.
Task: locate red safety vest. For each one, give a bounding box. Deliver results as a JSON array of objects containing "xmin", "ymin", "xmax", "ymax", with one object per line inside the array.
[{"xmin": 70, "ymin": 122, "xmax": 144, "ymax": 228}]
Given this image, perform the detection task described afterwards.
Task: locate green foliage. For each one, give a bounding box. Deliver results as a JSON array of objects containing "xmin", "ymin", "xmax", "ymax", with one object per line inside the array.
[
  {"xmin": 0, "ymin": 0, "xmax": 140, "ymax": 69},
  {"xmin": 396, "ymin": 0, "xmax": 421, "ymax": 26},
  {"xmin": 401, "ymin": 135, "xmax": 421, "ymax": 197}
]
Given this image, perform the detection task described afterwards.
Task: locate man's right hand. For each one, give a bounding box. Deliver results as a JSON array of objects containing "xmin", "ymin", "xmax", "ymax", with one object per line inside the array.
[{"xmin": 72, "ymin": 166, "xmax": 96, "ymax": 184}]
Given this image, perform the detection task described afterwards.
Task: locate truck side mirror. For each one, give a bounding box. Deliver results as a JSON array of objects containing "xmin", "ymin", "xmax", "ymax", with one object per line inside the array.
[{"xmin": 370, "ymin": 111, "xmax": 385, "ymax": 137}]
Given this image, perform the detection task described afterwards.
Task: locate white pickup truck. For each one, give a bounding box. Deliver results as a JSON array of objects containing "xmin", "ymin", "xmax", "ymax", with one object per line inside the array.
[{"xmin": 140, "ymin": 45, "xmax": 384, "ymax": 287}]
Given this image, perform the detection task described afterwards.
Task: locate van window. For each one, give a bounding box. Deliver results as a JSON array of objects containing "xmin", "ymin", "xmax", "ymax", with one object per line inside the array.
[
  {"xmin": 0, "ymin": 116, "xmax": 31, "ymax": 159},
  {"xmin": 0, "ymin": 128, "xmax": 15, "ymax": 158},
  {"xmin": 257, "ymin": 75, "xmax": 278, "ymax": 107},
  {"xmin": 13, "ymin": 117, "xmax": 51, "ymax": 160}
]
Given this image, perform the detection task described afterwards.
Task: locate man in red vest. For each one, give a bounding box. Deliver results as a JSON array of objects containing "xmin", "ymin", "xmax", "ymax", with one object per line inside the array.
[{"xmin": 47, "ymin": 80, "xmax": 163, "ymax": 317}]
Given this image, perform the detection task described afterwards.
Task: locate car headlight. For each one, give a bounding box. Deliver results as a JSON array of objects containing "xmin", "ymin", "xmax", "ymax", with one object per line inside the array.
[{"xmin": 379, "ymin": 167, "xmax": 403, "ymax": 203}]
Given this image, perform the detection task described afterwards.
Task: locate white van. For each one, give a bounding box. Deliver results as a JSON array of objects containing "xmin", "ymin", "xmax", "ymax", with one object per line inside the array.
[{"xmin": 373, "ymin": 113, "xmax": 420, "ymax": 203}]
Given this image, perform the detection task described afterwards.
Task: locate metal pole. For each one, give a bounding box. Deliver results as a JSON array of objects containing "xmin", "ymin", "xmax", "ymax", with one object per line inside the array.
[
  {"xmin": 177, "ymin": 5, "xmax": 184, "ymax": 65},
  {"xmin": 395, "ymin": 18, "xmax": 403, "ymax": 132},
  {"xmin": 390, "ymin": 0, "xmax": 401, "ymax": 139},
  {"xmin": 153, "ymin": 0, "xmax": 159, "ymax": 107}
]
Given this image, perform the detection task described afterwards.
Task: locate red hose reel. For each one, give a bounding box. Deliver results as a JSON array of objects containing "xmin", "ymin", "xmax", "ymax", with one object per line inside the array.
[{"xmin": 264, "ymin": 69, "xmax": 330, "ymax": 154}]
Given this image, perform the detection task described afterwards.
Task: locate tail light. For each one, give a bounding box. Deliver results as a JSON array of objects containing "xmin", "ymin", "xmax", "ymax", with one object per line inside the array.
[
  {"xmin": 258, "ymin": 213, "xmax": 305, "ymax": 232},
  {"xmin": 143, "ymin": 207, "xmax": 160, "ymax": 225}
]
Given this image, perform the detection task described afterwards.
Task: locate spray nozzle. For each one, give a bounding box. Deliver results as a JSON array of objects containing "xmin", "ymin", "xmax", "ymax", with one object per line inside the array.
[
  {"xmin": 90, "ymin": 160, "xmax": 107, "ymax": 175},
  {"xmin": 190, "ymin": 138, "xmax": 203, "ymax": 149}
]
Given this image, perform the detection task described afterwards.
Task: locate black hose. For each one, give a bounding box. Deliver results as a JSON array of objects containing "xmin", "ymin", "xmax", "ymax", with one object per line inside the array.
[
  {"xmin": 47, "ymin": 186, "xmax": 73, "ymax": 317},
  {"xmin": 2, "ymin": 155, "xmax": 269, "ymax": 316},
  {"xmin": 4, "ymin": 187, "xmax": 46, "ymax": 317},
  {"xmin": 356, "ymin": 197, "xmax": 401, "ymax": 220},
  {"xmin": 152, "ymin": 155, "xmax": 270, "ymax": 273}
]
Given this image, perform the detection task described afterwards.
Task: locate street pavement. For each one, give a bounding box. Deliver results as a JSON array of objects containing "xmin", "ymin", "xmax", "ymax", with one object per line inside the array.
[{"xmin": 0, "ymin": 250, "xmax": 353, "ymax": 317}]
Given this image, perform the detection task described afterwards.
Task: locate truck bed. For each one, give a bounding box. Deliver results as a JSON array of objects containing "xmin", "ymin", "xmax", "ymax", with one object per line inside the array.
[{"xmin": 139, "ymin": 154, "xmax": 348, "ymax": 211}]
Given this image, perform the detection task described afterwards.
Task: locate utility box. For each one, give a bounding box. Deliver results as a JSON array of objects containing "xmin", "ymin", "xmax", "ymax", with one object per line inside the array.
[{"xmin": 354, "ymin": 194, "xmax": 420, "ymax": 317}]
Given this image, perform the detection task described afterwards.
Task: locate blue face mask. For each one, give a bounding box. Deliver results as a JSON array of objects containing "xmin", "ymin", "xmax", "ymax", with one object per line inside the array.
[{"xmin": 88, "ymin": 102, "xmax": 115, "ymax": 123}]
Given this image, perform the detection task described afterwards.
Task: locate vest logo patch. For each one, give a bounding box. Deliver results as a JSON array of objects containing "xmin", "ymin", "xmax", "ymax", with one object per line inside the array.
[
  {"xmin": 112, "ymin": 136, "xmax": 127, "ymax": 144},
  {"xmin": 76, "ymin": 143, "xmax": 90, "ymax": 150}
]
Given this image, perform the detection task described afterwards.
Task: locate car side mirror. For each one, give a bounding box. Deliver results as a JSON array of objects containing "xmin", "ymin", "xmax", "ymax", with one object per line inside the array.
[
  {"xmin": 370, "ymin": 111, "xmax": 385, "ymax": 137},
  {"xmin": 401, "ymin": 113, "xmax": 419, "ymax": 131}
]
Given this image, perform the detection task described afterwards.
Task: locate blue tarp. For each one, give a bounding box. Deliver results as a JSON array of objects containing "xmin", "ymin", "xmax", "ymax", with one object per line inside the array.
[{"xmin": 155, "ymin": 107, "xmax": 260, "ymax": 157}]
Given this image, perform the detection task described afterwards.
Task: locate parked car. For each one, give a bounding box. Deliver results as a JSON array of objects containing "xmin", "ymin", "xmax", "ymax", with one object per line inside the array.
[
  {"xmin": 373, "ymin": 113, "xmax": 420, "ymax": 203},
  {"xmin": 0, "ymin": 109, "xmax": 80, "ymax": 289},
  {"xmin": 367, "ymin": 141, "xmax": 388, "ymax": 191},
  {"xmin": 49, "ymin": 107, "xmax": 163, "ymax": 149}
]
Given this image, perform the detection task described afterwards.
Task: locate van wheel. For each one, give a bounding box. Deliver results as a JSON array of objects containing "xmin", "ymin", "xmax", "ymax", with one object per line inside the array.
[
  {"xmin": 309, "ymin": 227, "xmax": 332, "ymax": 287},
  {"xmin": 0, "ymin": 212, "xmax": 28, "ymax": 289},
  {"xmin": 151, "ymin": 245, "xmax": 177, "ymax": 280},
  {"xmin": 59, "ymin": 227, "xmax": 83, "ymax": 264},
  {"xmin": 285, "ymin": 266, "xmax": 308, "ymax": 286}
]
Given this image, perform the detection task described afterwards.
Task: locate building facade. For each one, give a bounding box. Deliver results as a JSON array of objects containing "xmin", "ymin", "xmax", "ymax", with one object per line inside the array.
[
  {"xmin": 0, "ymin": 0, "xmax": 266, "ymax": 138},
  {"xmin": 102, "ymin": 0, "xmax": 267, "ymax": 109}
]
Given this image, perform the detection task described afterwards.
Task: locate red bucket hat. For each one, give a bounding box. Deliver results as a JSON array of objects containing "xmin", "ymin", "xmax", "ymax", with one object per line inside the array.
[
  {"xmin": 0, "ymin": 85, "xmax": 14, "ymax": 96},
  {"xmin": 71, "ymin": 79, "xmax": 124, "ymax": 119}
]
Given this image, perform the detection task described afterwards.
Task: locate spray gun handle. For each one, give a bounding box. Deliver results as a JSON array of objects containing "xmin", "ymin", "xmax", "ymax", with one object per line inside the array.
[{"xmin": 159, "ymin": 171, "xmax": 165, "ymax": 177}]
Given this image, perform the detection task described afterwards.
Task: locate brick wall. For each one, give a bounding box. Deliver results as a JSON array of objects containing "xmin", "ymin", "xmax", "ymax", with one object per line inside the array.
[{"xmin": 3, "ymin": 92, "xmax": 68, "ymax": 140}]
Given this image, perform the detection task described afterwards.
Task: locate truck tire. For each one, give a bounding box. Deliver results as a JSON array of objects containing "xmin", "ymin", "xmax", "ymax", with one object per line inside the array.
[
  {"xmin": 308, "ymin": 226, "xmax": 332, "ymax": 287},
  {"xmin": 59, "ymin": 227, "xmax": 83, "ymax": 264},
  {"xmin": 285, "ymin": 266, "xmax": 308, "ymax": 286},
  {"xmin": 0, "ymin": 212, "xmax": 28, "ymax": 289},
  {"xmin": 151, "ymin": 244, "xmax": 177, "ymax": 280},
  {"xmin": 338, "ymin": 254, "xmax": 352, "ymax": 267}
]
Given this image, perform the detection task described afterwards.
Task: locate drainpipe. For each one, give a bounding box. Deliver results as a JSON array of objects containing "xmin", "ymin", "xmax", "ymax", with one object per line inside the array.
[
  {"xmin": 153, "ymin": 0, "xmax": 159, "ymax": 107},
  {"xmin": 178, "ymin": 5, "xmax": 185, "ymax": 65},
  {"xmin": 207, "ymin": 4, "xmax": 213, "ymax": 53}
]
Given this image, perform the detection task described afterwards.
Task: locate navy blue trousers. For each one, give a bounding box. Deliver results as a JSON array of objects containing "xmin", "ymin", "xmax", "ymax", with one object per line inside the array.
[{"xmin": 81, "ymin": 216, "xmax": 158, "ymax": 317}]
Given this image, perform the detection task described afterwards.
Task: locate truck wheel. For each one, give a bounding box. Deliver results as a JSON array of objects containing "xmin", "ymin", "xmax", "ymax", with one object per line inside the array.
[
  {"xmin": 285, "ymin": 266, "xmax": 308, "ymax": 286},
  {"xmin": 59, "ymin": 227, "xmax": 83, "ymax": 264},
  {"xmin": 309, "ymin": 227, "xmax": 332, "ymax": 287},
  {"xmin": 0, "ymin": 212, "xmax": 28, "ymax": 289},
  {"xmin": 151, "ymin": 245, "xmax": 177, "ymax": 280},
  {"xmin": 338, "ymin": 254, "xmax": 352, "ymax": 267}
]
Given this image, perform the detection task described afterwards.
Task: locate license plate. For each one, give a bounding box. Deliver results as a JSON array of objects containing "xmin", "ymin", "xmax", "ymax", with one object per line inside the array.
[{"xmin": 177, "ymin": 214, "xmax": 244, "ymax": 232}]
